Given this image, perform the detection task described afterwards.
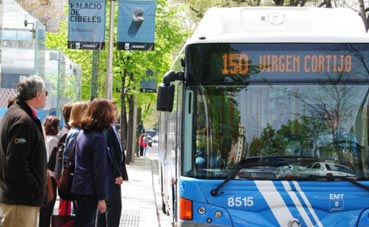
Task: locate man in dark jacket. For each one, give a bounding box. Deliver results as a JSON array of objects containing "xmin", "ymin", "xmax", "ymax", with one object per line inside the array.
[{"xmin": 0, "ymin": 75, "xmax": 48, "ymax": 227}]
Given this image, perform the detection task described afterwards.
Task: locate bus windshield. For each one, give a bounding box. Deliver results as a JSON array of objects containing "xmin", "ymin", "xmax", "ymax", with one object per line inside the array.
[{"xmin": 183, "ymin": 43, "xmax": 369, "ymax": 180}]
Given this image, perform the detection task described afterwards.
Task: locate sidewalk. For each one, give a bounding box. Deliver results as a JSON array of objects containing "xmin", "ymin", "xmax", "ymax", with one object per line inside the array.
[
  {"xmin": 120, "ymin": 147, "xmax": 173, "ymax": 227},
  {"xmin": 0, "ymin": 146, "xmax": 170, "ymax": 227},
  {"xmin": 51, "ymin": 144, "xmax": 173, "ymax": 227}
]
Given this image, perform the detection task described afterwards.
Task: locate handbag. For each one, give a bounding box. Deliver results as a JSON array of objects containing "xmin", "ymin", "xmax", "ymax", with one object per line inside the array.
[
  {"xmin": 58, "ymin": 168, "xmax": 74, "ymax": 201},
  {"xmin": 51, "ymin": 215, "xmax": 74, "ymax": 227},
  {"xmin": 52, "ymin": 191, "xmax": 74, "ymax": 227},
  {"xmin": 58, "ymin": 141, "xmax": 75, "ymax": 201}
]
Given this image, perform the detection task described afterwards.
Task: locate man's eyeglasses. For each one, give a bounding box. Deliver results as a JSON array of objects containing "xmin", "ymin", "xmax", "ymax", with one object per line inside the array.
[{"xmin": 44, "ymin": 90, "xmax": 48, "ymax": 96}]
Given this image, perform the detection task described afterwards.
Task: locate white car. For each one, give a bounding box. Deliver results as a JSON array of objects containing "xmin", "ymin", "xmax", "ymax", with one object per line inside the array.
[
  {"xmin": 145, "ymin": 135, "xmax": 153, "ymax": 147},
  {"xmin": 306, "ymin": 162, "xmax": 357, "ymax": 179},
  {"xmin": 153, "ymin": 135, "xmax": 159, "ymax": 143}
]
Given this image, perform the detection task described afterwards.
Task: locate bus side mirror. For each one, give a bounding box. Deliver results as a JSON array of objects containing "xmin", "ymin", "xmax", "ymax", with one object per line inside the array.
[{"xmin": 157, "ymin": 83, "xmax": 174, "ymax": 112}]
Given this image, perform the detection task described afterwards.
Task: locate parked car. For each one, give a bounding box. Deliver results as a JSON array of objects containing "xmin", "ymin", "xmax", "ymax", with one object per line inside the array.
[
  {"xmin": 145, "ymin": 135, "xmax": 153, "ymax": 147},
  {"xmin": 145, "ymin": 129, "xmax": 157, "ymax": 138},
  {"xmin": 145, "ymin": 129, "xmax": 157, "ymax": 146},
  {"xmin": 306, "ymin": 162, "xmax": 357, "ymax": 179},
  {"xmin": 237, "ymin": 156, "xmax": 287, "ymax": 179},
  {"xmin": 153, "ymin": 135, "xmax": 159, "ymax": 143}
]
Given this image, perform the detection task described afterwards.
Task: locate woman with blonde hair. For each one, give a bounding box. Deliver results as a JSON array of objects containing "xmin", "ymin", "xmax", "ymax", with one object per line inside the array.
[
  {"xmin": 59, "ymin": 101, "xmax": 89, "ymax": 211},
  {"xmin": 63, "ymin": 101, "xmax": 89, "ymax": 163}
]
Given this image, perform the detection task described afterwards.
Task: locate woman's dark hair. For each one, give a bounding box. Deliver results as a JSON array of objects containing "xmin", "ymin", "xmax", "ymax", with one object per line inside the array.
[
  {"xmin": 62, "ymin": 102, "xmax": 73, "ymax": 125},
  {"xmin": 44, "ymin": 115, "xmax": 60, "ymax": 136},
  {"xmin": 81, "ymin": 98, "xmax": 115, "ymax": 132}
]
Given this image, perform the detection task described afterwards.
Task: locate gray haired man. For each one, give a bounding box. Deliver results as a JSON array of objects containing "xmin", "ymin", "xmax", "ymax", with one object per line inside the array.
[{"xmin": 0, "ymin": 75, "xmax": 48, "ymax": 227}]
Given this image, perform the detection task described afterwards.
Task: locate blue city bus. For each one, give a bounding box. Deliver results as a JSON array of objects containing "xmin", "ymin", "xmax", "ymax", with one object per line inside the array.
[{"xmin": 156, "ymin": 7, "xmax": 369, "ymax": 227}]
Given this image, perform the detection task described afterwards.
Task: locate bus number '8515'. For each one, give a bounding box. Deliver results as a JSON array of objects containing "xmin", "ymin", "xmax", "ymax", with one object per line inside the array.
[{"xmin": 228, "ymin": 197, "xmax": 254, "ymax": 207}]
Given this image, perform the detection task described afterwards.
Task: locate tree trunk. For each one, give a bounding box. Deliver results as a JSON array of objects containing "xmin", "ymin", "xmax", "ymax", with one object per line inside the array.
[
  {"xmin": 120, "ymin": 70, "xmax": 128, "ymax": 163},
  {"xmin": 126, "ymin": 93, "xmax": 135, "ymax": 163}
]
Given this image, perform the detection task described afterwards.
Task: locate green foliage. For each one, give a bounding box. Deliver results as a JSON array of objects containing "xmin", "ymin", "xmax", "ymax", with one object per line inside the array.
[
  {"xmin": 46, "ymin": 0, "xmax": 188, "ymax": 124},
  {"xmin": 111, "ymin": 0, "xmax": 188, "ymax": 122}
]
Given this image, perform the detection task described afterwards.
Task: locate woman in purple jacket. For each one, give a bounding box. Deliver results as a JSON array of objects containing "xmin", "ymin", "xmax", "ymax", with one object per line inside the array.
[{"xmin": 71, "ymin": 98, "xmax": 115, "ymax": 227}]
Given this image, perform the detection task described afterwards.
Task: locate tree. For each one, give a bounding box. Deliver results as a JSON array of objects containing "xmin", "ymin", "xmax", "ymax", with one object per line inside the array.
[
  {"xmin": 44, "ymin": 0, "xmax": 187, "ymax": 162},
  {"xmin": 110, "ymin": 0, "xmax": 188, "ymax": 160},
  {"xmin": 45, "ymin": 0, "xmax": 187, "ymax": 159}
]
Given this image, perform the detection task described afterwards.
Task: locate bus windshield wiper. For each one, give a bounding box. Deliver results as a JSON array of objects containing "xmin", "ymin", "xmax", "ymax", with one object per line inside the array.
[
  {"xmin": 210, "ymin": 160, "xmax": 290, "ymax": 196},
  {"xmin": 211, "ymin": 163, "xmax": 255, "ymax": 196},
  {"xmin": 210, "ymin": 157, "xmax": 317, "ymax": 197},
  {"xmin": 211, "ymin": 165, "xmax": 369, "ymax": 196}
]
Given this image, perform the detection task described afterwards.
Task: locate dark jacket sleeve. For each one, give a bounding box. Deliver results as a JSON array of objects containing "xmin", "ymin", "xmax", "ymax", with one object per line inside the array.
[
  {"xmin": 107, "ymin": 128, "xmax": 122, "ymax": 175},
  {"xmin": 122, "ymin": 160, "xmax": 129, "ymax": 181},
  {"xmin": 93, "ymin": 133, "xmax": 108, "ymax": 201},
  {"xmin": 107, "ymin": 127, "xmax": 129, "ymax": 181}
]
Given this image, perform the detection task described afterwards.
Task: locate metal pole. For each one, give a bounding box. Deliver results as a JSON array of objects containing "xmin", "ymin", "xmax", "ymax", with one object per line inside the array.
[
  {"xmin": 91, "ymin": 50, "xmax": 99, "ymax": 100},
  {"xmin": 106, "ymin": 0, "xmax": 115, "ymax": 99}
]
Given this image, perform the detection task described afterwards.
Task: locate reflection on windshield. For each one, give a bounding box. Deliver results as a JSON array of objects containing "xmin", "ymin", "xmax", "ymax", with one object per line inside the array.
[{"xmin": 186, "ymin": 84, "xmax": 369, "ymax": 180}]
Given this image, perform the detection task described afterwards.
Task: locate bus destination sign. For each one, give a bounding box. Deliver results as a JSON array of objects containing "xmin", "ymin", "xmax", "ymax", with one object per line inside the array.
[{"xmin": 222, "ymin": 53, "xmax": 353, "ymax": 75}]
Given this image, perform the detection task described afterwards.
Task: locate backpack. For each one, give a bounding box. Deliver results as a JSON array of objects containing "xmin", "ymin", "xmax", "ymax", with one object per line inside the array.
[
  {"xmin": 51, "ymin": 133, "xmax": 68, "ymax": 183},
  {"xmin": 47, "ymin": 133, "xmax": 66, "ymax": 176}
]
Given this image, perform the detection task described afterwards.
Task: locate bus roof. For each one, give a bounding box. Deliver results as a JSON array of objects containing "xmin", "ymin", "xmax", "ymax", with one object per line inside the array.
[{"xmin": 187, "ymin": 7, "xmax": 369, "ymax": 44}]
